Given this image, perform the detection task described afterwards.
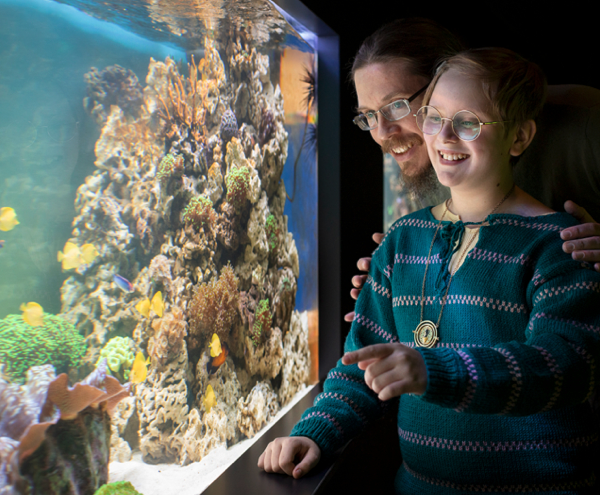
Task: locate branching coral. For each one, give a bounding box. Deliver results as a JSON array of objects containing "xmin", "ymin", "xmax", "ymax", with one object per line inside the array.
[
  {"xmin": 156, "ymin": 55, "xmax": 209, "ymax": 144},
  {"xmin": 188, "ymin": 264, "xmax": 239, "ymax": 352},
  {"xmin": 147, "ymin": 307, "xmax": 188, "ymax": 368},
  {"xmin": 182, "ymin": 195, "xmax": 217, "ymax": 232},
  {"xmin": 225, "ymin": 164, "xmax": 252, "ymax": 211},
  {"xmin": 251, "ymin": 299, "xmax": 272, "ymax": 346},
  {"xmin": 0, "ymin": 314, "xmax": 86, "ymax": 384}
]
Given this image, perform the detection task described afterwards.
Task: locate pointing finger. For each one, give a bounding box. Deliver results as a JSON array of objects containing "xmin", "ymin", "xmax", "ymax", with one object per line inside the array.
[{"xmin": 342, "ymin": 344, "xmax": 395, "ymax": 365}]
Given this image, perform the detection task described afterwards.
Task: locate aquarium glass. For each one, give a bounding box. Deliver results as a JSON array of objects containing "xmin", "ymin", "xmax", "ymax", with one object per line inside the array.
[{"xmin": 0, "ymin": 0, "xmax": 319, "ymax": 493}]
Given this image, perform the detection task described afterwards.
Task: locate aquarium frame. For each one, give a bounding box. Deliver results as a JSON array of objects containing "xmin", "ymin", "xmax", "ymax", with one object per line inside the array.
[
  {"xmin": 203, "ymin": 1, "xmax": 340, "ymax": 493},
  {"xmin": 269, "ymin": 0, "xmax": 341, "ymax": 380}
]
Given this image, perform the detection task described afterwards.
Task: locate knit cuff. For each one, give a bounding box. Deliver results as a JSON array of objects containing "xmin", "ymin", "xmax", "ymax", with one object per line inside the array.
[
  {"xmin": 417, "ymin": 347, "xmax": 465, "ymax": 409},
  {"xmin": 290, "ymin": 415, "xmax": 346, "ymax": 462}
]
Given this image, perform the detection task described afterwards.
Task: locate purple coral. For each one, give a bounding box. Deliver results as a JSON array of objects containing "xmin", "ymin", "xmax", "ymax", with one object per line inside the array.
[{"xmin": 220, "ymin": 108, "xmax": 238, "ymax": 142}]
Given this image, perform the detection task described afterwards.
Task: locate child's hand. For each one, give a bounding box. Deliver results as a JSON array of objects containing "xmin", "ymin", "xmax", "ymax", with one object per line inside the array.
[
  {"xmin": 561, "ymin": 201, "xmax": 600, "ymax": 272},
  {"xmin": 258, "ymin": 436, "xmax": 321, "ymax": 479},
  {"xmin": 342, "ymin": 344, "xmax": 427, "ymax": 400}
]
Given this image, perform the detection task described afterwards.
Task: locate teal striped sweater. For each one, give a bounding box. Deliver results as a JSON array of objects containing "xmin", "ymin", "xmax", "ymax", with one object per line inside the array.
[{"xmin": 291, "ymin": 208, "xmax": 600, "ymax": 493}]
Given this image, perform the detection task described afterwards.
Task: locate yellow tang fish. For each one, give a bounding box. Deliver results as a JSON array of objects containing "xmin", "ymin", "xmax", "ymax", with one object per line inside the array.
[
  {"xmin": 209, "ymin": 333, "xmax": 222, "ymax": 358},
  {"xmin": 129, "ymin": 352, "xmax": 150, "ymax": 384},
  {"xmin": 135, "ymin": 298, "xmax": 151, "ymax": 318},
  {"xmin": 20, "ymin": 302, "xmax": 44, "ymax": 327},
  {"xmin": 0, "ymin": 207, "xmax": 19, "ymax": 232},
  {"xmin": 135, "ymin": 291, "xmax": 164, "ymax": 318},
  {"xmin": 58, "ymin": 242, "xmax": 99, "ymax": 270},
  {"xmin": 80, "ymin": 243, "xmax": 99, "ymax": 264},
  {"xmin": 204, "ymin": 384, "xmax": 216, "ymax": 413},
  {"xmin": 151, "ymin": 291, "xmax": 163, "ymax": 317}
]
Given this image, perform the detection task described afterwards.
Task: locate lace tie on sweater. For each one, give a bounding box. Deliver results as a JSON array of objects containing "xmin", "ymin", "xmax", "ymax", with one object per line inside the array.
[{"xmin": 435, "ymin": 221, "xmax": 466, "ymax": 294}]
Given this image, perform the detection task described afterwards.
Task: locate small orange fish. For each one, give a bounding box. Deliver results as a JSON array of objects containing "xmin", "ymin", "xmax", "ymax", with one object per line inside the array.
[
  {"xmin": 206, "ymin": 342, "xmax": 229, "ymax": 374},
  {"xmin": 20, "ymin": 302, "xmax": 44, "ymax": 327}
]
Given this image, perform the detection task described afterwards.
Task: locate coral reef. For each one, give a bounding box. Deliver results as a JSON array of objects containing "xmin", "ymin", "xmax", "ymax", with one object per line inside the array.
[
  {"xmin": 84, "ymin": 65, "xmax": 144, "ymax": 125},
  {"xmin": 147, "ymin": 307, "xmax": 188, "ymax": 369},
  {"xmin": 225, "ymin": 164, "xmax": 252, "ymax": 211},
  {"xmin": 97, "ymin": 336, "xmax": 135, "ymax": 383},
  {"xmin": 188, "ymin": 264, "xmax": 239, "ymax": 352},
  {"xmin": 53, "ymin": 23, "xmax": 312, "ymax": 478},
  {"xmin": 278, "ymin": 310, "xmax": 310, "ymax": 406},
  {"xmin": 251, "ymin": 298, "xmax": 272, "ymax": 346},
  {"xmin": 236, "ymin": 381, "xmax": 279, "ymax": 439},
  {"xmin": 136, "ymin": 350, "xmax": 189, "ymax": 464},
  {"xmin": 0, "ymin": 314, "xmax": 86, "ymax": 383}
]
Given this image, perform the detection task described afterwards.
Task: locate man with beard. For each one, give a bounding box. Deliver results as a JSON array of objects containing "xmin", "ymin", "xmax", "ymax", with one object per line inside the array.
[{"xmin": 346, "ymin": 18, "xmax": 600, "ymax": 321}]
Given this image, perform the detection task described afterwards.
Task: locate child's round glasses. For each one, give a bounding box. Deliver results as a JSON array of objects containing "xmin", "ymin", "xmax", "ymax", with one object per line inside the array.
[{"xmin": 415, "ymin": 106, "xmax": 510, "ymax": 141}]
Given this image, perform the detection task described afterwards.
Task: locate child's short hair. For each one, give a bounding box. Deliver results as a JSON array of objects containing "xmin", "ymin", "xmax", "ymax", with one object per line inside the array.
[{"xmin": 423, "ymin": 47, "xmax": 547, "ymax": 137}]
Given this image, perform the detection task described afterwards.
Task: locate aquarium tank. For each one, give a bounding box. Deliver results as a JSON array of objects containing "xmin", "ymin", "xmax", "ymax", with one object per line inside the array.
[{"xmin": 0, "ymin": 0, "xmax": 332, "ymax": 493}]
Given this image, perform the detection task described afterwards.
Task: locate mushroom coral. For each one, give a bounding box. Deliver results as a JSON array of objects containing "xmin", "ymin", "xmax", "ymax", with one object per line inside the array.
[{"xmin": 0, "ymin": 359, "xmax": 130, "ymax": 495}]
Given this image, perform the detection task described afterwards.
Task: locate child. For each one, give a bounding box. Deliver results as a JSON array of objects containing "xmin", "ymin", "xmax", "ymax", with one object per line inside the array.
[{"xmin": 259, "ymin": 48, "xmax": 600, "ymax": 493}]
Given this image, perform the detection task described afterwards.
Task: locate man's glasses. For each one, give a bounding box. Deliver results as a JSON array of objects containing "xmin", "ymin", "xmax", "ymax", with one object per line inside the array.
[
  {"xmin": 415, "ymin": 106, "xmax": 510, "ymax": 141},
  {"xmin": 353, "ymin": 83, "xmax": 429, "ymax": 131}
]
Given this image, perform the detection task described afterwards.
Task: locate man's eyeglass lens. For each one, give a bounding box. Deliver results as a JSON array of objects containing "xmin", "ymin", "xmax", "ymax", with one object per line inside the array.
[
  {"xmin": 416, "ymin": 107, "xmax": 482, "ymax": 141},
  {"xmin": 353, "ymin": 99, "xmax": 411, "ymax": 131}
]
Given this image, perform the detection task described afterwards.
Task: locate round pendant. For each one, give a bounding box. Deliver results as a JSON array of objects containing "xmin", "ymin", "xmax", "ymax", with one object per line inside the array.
[{"xmin": 413, "ymin": 320, "xmax": 439, "ymax": 348}]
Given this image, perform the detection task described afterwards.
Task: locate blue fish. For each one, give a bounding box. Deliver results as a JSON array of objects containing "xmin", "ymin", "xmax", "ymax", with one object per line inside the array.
[
  {"xmin": 0, "ymin": 240, "xmax": 4, "ymax": 249},
  {"xmin": 113, "ymin": 274, "xmax": 134, "ymax": 292}
]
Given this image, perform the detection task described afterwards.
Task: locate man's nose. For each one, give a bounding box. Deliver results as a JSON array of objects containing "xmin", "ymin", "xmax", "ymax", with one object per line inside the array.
[{"xmin": 375, "ymin": 115, "xmax": 402, "ymax": 140}]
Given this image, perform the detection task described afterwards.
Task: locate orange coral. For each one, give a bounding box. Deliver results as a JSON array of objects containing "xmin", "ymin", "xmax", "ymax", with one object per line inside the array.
[
  {"xmin": 147, "ymin": 307, "xmax": 188, "ymax": 368},
  {"xmin": 188, "ymin": 264, "xmax": 239, "ymax": 352},
  {"xmin": 157, "ymin": 55, "xmax": 208, "ymax": 143}
]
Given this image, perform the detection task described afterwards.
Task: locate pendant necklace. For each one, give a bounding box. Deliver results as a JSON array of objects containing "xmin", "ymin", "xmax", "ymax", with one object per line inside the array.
[{"xmin": 414, "ymin": 184, "xmax": 515, "ymax": 348}]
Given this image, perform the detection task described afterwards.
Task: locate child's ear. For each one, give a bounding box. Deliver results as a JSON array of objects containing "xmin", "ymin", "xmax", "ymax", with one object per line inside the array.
[{"xmin": 509, "ymin": 119, "xmax": 536, "ymax": 157}]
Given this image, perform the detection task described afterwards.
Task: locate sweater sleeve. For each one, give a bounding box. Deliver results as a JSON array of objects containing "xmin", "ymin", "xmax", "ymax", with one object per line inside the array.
[
  {"xmin": 418, "ymin": 250, "xmax": 600, "ymax": 416},
  {"xmin": 290, "ymin": 237, "xmax": 398, "ymax": 459}
]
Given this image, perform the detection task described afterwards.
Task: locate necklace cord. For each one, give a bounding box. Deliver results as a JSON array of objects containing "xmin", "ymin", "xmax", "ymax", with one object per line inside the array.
[{"xmin": 416, "ymin": 184, "xmax": 515, "ymax": 345}]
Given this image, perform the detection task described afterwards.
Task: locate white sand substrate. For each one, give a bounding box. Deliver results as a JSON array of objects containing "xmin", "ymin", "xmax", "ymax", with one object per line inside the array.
[{"xmin": 109, "ymin": 384, "xmax": 315, "ymax": 495}]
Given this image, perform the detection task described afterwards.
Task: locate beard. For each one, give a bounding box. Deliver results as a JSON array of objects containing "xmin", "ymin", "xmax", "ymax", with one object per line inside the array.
[{"xmin": 381, "ymin": 136, "xmax": 444, "ymax": 203}]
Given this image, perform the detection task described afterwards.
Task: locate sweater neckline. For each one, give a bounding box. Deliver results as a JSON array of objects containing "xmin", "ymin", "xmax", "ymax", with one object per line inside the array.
[{"xmin": 425, "ymin": 206, "xmax": 562, "ymax": 226}]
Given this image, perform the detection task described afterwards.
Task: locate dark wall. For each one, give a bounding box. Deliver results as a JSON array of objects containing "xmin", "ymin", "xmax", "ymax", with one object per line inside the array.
[{"xmin": 297, "ymin": 3, "xmax": 599, "ymax": 347}]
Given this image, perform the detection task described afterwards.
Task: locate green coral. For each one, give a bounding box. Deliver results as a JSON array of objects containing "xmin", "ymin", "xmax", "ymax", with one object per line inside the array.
[
  {"xmin": 97, "ymin": 336, "xmax": 135, "ymax": 382},
  {"xmin": 225, "ymin": 165, "xmax": 251, "ymax": 210},
  {"xmin": 183, "ymin": 195, "xmax": 216, "ymax": 231},
  {"xmin": 94, "ymin": 481, "xmax": 144, "ymax": 495},
  {"xmin": 0, "ymin": 313, "xmax": 86, "ymax": 383},
  {"xmin": 251, "ymin": 298, "xmax": 272, "ymax": 346},
  {"xmin": 157, "ymin": 153, "xmax": 182, "ymax": 183},
  {"xmin": 265, "ymin": 214, "xmax": 279, "ymax": 252}
]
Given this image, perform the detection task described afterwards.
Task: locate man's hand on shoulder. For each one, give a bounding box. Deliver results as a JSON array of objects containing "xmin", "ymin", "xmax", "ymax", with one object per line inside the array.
[
  {"xmin": 344, "ymin": 233, "xmax": 384, "ymax": 322},
  {"xmin": 561, "ymin": 201, "xmax": 600, "ymax": 272},
  {"xmin": 258, "ymin": 436, "xmax": 321, "ymax": 479}
]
